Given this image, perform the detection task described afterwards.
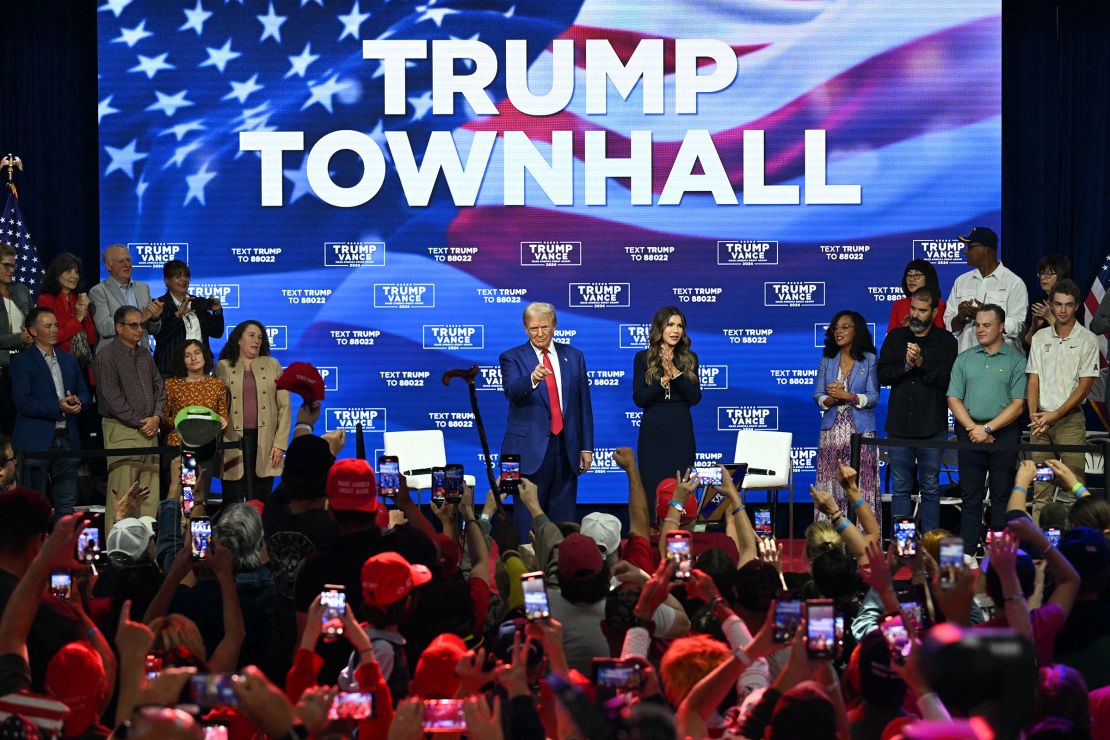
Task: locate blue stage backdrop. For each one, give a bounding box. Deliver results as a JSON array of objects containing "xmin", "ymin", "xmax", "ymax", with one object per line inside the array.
[{"xmin": 98, "ymin": 0, "xmax": 1001, "ymax": 503}]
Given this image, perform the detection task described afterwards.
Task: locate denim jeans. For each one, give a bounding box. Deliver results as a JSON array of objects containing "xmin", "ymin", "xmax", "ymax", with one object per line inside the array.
[
  {"xmin": 888, "ymin": 432, "xmax": 947, "ymax": 534},
  {"xmin": 22, "ymin": 436, "xmax": 79, "ymax": 519}
]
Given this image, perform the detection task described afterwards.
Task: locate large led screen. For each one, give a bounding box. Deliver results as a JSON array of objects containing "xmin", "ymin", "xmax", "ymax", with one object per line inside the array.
[{"xmin": 98, "ymin": 0, "xmax": 1001, "ymax": 502}]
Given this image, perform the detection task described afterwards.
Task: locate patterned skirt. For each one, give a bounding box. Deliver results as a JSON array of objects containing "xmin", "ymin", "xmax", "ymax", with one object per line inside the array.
[{"xmin": 814, "ymin": 409, "xmax": 881, "ymax": 536}]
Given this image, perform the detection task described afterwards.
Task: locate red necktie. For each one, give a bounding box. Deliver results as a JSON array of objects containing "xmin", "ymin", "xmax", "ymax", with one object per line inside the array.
[{"xmin": 542, "ymin": 349, "xmax": 563, "ymax": 435}]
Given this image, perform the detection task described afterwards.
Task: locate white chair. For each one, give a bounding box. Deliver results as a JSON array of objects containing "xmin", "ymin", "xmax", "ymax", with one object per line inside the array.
[
  {"xmin": 382, "ymin": 430, "xmax": 477, "ymax": 495},
  {"xmin": 733, "ymin": 430, "xmax": 794, "ymax": 538}
]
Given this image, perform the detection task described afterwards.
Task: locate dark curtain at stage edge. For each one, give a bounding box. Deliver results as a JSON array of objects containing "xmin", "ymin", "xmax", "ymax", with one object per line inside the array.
[
  {"xmin": 0, "ymin": 2, "xmax": 99, "ymax": 284},
  {"xmin": 2, "ymin": 3, "xmax": 1110, "ymax": 309},
  {"xmin": 1003, "ymin": 1, "xmax": 1110, "ymax": 292}
]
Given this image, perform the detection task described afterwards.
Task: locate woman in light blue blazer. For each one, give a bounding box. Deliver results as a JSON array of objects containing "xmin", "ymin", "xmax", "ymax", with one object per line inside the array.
[{"xmin": 812, "ymin": 310, "xmax": 881, "ymax": 529}]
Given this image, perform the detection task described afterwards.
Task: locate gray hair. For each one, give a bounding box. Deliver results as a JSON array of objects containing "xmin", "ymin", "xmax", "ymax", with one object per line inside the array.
[
  {"xmin": 214, "ymin": 503, "xmax": 264, "ymax": 571},
  {"xmin": 522, "ymin": 302, "xmax": 557, "ymax": 324},
  {"xmin": 102, "ymin": 243, "xmax": 128, "ymax": 266}
]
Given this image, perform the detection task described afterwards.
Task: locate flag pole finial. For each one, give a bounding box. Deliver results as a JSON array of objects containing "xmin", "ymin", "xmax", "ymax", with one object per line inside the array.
[{"xmin": 0, "ymin": 154, "xmax": 22, "ymax": 199}]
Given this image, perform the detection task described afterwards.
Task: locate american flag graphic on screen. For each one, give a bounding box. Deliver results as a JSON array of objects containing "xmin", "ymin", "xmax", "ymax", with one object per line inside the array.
[{"xmin": 98, "ymin": 0, "xmax": 1001, "ymax": 502}]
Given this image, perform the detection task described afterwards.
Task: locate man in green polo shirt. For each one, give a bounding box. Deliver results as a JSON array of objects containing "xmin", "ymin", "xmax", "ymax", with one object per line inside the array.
[{"xmin": 947, "ymin": 304, "xmax": 1027, "ymax": 553}]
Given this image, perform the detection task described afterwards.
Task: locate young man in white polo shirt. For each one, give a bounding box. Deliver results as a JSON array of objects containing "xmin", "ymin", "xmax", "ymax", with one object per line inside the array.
[
  {"xmin": 1027, "ymin": 278, "xmax": 1099, "ymax": 522},
  {"xmin": 944, "ymin": 227, "xmax": 1029, "ymax": 353}
]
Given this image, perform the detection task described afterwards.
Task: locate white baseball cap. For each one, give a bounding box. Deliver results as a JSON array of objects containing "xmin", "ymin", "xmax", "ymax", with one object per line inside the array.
[
  {"xmin": 106, "ymin": 517, "xmax": 155, "ymax": 560},
  {"xmin": 580, "ymin": 512, "xmax": 622, "ymax": 557}
]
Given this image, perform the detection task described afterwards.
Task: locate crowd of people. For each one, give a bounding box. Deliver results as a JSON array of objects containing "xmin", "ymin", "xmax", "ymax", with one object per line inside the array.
[{"xmin": 0, "ymin": 228, "xmax": 1108, "ymax": 737}]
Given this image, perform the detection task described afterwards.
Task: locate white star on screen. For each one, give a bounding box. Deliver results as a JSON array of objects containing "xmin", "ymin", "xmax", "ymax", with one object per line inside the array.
[
  {"xmin": 98, "ymin": 96, "xmax": 121, "ymax": 124},
  {"xmin": 223, "ymin": 74, "xmax": 264, "ymax": 104},
  {"xmin": 104, "ymin": 139, "xmax": 149, "ymax": 179},
  {"xmin": 199, "ymin": 38, "xmax": 242, "ymax": 73},
  {"xmin": 112, "ymin": 20, "xmax": 153, "ymax": 47},
  {"xmin": 408, "ymin": 89, "xmax": 434, "ymax": 120},
  {"xmin": 302, "ymin": 74, "xmax": 352, "ymax": 112},
  {"xmin": 160, "ymin": 119, "xmax": 207, "ymax": 141},
  {"xmin": 129, "ymin": 52, "xmax": 175, "ymax": 79},
  {"xmin": 338, "ymin": 1, "xmax": 371, "ymax": 41},
  {"xmin": 98, "ymin": 0, "xmax": 133, "ymax": 18},
  {"xmin": 179, "ymin": 0, "xmax": 212, "ymax": 35},
  {"xmin": 163, "ymin": 139, "xmax": 204, "ymax": 169},
  {"xmin": 184, "ymin": 162, "xmax": 218, "ymax": 206},
  {"xmin": 257, "ymin": 2, "xmax": 287, "ymax": 43},
  {"xmin": 418, "ymin": 6, "xmax": 458, "ymax": 27},
  {"xmin": 146, "ymin": 89, "xmax": 195, "ymax": 117},
  {"xmin": 285, "ymin": 42, "xmax": 320, "ymax": 78}
]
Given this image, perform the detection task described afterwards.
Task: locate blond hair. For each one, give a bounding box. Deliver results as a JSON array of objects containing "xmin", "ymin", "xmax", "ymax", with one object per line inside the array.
[
  {"xmin": 149, "ymin": 614, "xmax": 207, "ymax": 660},
  {"xmin": 659, "ymin": 634, "xmax": 731, "ymax": 706},
  {"xmin": 805, "ymin": 520, "xmax": 844, "ymax": 563}
]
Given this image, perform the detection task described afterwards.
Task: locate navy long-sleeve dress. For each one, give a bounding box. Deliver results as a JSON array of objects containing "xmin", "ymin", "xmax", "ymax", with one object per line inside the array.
[{"xmin": 633, "ymin": 349, "xmax": 701, "ymax": 514}]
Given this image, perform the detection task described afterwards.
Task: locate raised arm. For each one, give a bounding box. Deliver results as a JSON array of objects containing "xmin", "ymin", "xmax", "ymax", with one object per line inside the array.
[
  {"xmin": 206, "ymin": 540, "xmax": 247, "ymax": 673},
  {"xmin": 613, "ymin": 447, "xmax": 649, "ymax": 539},
  {"xmin": 811, "ymin": 484, "xmax": 870, "ymax": 564},
  {"xmin": 839, "ymin": 463, "xmax": 880, "ymax": 545},
  {"xmin": 717, "ymin": 464, "xmax": 756, "ymax": 566}
]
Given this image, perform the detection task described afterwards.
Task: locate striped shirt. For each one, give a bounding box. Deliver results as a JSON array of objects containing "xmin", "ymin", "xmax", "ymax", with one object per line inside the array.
[{"xmin": 93, "ymin": 339, "xmax": 166, "ymax": 428}]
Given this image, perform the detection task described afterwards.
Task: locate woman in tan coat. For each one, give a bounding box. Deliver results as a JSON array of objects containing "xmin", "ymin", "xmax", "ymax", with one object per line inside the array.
[{"xmin": 216, "ymin": 320, "xmax": 291, "ymax": 501}]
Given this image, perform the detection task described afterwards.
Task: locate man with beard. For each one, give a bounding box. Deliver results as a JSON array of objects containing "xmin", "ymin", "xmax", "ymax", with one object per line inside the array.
[{"xmin": 878, "ymin": 288, "xmax": 958, "ymax": 533}]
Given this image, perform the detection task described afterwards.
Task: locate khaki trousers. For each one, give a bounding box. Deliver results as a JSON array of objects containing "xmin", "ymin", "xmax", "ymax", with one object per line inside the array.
[{"xmin": 103, "ymin": 417, "xmax": 160, "ymax": 531}]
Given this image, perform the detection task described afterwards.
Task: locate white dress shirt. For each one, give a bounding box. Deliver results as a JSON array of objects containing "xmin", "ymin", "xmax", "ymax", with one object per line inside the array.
[{"xmin": 943, "ymin": 262, "xmax": 1029, "ymax": 353}]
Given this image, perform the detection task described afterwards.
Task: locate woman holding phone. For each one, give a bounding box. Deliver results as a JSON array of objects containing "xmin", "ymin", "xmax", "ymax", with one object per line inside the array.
[
  {"xmin": 216, "ymin": 320, "xmax": 291, "ymax": 502},
  {"xmin": 813, "ymin": 310, "xmax": 880, "ymax": 529},
  {"xmin": 633, "ymin": 306, "xmax": 701, "ymax": 515}
]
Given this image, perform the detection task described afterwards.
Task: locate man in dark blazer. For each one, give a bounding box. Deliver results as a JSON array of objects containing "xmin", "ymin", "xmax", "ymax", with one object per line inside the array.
[
  {"xmin": 11, "ymin": 307, "xmax": 91, "ymax": 518},
  {"xmin": 499, "ymin": 302, "xmax": 594, "ymax": 534}
]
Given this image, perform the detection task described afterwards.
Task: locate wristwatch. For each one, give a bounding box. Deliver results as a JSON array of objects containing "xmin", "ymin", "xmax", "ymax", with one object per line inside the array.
[
  {"xmin": 631, "ymin": 616, "xmax": 656, "ymax": 636},
  {"xmin": 984, "ymin": 425, "xmax": 992, "ymax": 435}
]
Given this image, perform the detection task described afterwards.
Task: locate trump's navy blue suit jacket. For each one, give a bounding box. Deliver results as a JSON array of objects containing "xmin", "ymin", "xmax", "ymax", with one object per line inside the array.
[{"xmin": 499, "ymin": 341, "xmax": 593, "ymax": 475}]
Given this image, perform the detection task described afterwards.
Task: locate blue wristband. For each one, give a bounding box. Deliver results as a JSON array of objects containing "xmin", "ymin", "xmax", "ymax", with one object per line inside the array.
[
  {"xmin": 731, "ymin": 504, "xmax": 745, "ymax": 516},
  {"xmin": 850, "ymin": 498, "xmax": 865, "ymax": 511},
  {"xmin": 668, "ymin": 499, "xmax": 685, "ymax": 511},
  {"xmin": 1012, "ymin": 485, "xmax": 1027, "ymax": 495},
  {"xmin": 835, "ymin": 519, "xmax": 850, "ymax": 534}
]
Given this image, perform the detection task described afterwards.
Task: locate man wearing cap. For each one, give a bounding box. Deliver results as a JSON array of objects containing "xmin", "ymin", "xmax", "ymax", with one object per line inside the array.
[
  {"xmin": 500, "ymin": 301, "xmax": 594, "ymax": 535},
  {"xmin": 10, "ymin": 307, "xmax": 90, "ymax": 519},
  {"xmin": 342, "ymin": 551, "xmax": 432, "ymax": 703},
  {"xmin": 1027, "ymin": 278, "xmax": 1099, "ymax": 522},
  {"xmin": 943, "ymin": 226, "xmax": 1028, "ymax": 353},
  {"xmin": 294, "ymin": 459, "xmax": 436, "ymax": 682}
]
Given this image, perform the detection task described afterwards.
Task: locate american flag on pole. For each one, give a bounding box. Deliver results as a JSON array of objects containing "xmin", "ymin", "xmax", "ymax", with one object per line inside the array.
[
  {"xmin": 1083, "ymin": 253, "xmax": 1110, "ymax": 429},
  {"xmin": 0, "ymin": 186, "xmax": 44, "ymax": 296}
]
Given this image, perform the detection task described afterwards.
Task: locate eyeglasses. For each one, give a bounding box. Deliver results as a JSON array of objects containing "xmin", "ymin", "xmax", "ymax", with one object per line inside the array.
[
  {"xmin": 833, "ymin": 324, "xmax": 855, "ymax": 331},
  {"xmin": 0, "ymin": 262, "xmax": 15, "ymax": 271},
  {"xmin": 1038, "ymin": 270, "xmax": 1057, "ymax": 278},
  {"xmin": 0, "ymin": 456, "xmax": 13, "ymax": 467},
  {"xmin": 904, "ymin": 271, "xmax": 925, "ymax": 279},
  {"xmin": 118, "ymin": 322, "xmax": 142, "ymax": 330}
]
